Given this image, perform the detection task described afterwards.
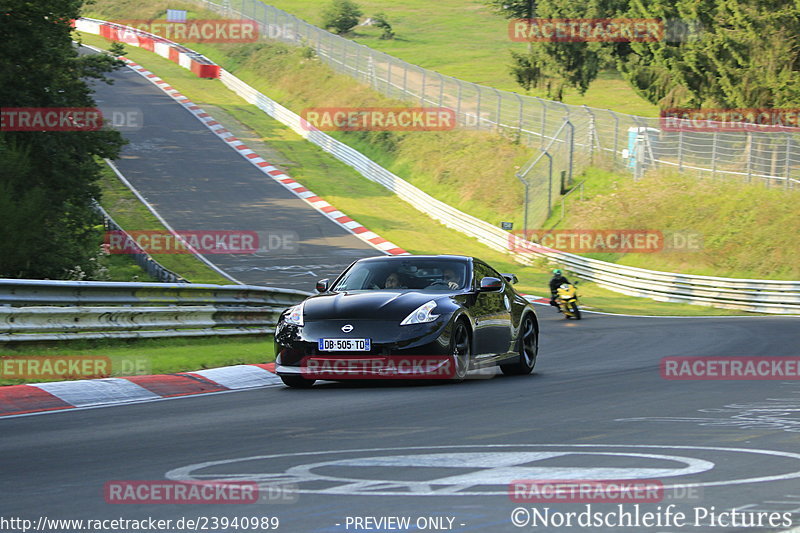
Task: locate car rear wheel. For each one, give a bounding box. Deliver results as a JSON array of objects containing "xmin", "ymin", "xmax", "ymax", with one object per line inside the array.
[
  {"xmin": 280, "ymin": 375, "xmax": 316, "ymax": 388},
  {"xmin": 451, "ymin": 321, "xmax": 471, "ymax": 382},
  {"xmin": 501, "ymin": 315, "xmax": 537, "ymax": 375}
]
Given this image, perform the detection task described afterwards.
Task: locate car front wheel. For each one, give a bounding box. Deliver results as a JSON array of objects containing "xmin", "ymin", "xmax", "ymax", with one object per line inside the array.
[
  {"xmin": 501, "ymin": 315, "xmax": 537, "ymax": 376},
  {"xmin": 450, "ymin": 321, "xmax": 471, "ymax": 382}
]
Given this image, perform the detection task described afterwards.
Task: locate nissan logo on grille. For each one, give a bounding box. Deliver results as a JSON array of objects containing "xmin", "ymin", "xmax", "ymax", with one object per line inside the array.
[{"xmin": 341, "ymin": 324, "xmax": 354, "ymax": 333}]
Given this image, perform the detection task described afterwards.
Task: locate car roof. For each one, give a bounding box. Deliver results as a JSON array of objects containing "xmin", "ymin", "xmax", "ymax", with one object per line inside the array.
[{"xmin": 356, "ymin": 255, "xmax": 474, "ymax": 264}]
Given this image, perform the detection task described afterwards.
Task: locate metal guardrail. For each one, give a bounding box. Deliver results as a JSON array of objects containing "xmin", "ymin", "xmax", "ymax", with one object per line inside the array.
[
  {"xmin": 78, "ymin": 18, "xmax": 800, "ymax": 315},
  {"xmin": 93, "ymin": 202, "xmax": 187, "ymax": 284},
  {"xmin": 0, "ymin": 279, "xmax": 310, "ymax": 342}
]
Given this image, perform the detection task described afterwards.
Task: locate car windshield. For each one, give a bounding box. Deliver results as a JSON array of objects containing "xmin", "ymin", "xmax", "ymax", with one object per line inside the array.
[{"xmin": 331, "ymin": 259, "xmax": 469, "ymax": 291}]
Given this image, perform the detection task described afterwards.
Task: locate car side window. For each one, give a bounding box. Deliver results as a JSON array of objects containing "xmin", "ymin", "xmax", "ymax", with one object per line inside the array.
[{"xmin": 473, "ymin": 262, "xmax": 501, "ymax": 290}]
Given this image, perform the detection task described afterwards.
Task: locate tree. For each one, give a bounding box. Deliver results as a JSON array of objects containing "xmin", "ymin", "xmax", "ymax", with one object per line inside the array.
[
  {"xmin": 484, "ymin": 0, "xmax": 538, "ymax": 19},
  {"xmin": 372, "ymin": 12, "xmax": 395, "ymax": 40},
  {"xmin": 488, "ymin": 0, "xmax": 800, "ymax": 108},
  {"xmin": 488, "ymin": 0, "xmax": 611, "ymax": 99},
  {"xmin": 0, "ymin": 0, "xmax": 125, "ymax": 279},
  {"xmin": 613, "ymin": 0, "xmax": 800, "ymax": 108},
  {"xmin": 321, "ymin": 0, "xmax": 363, "ymax": 35}
]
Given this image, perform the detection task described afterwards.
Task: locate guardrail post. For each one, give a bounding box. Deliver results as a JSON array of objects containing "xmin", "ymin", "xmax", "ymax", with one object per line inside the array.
[
  {"xmin": 678, "ymin": 129, "xmax": 684, "ymax": 171},
  {"xmin": 438, "ymin": 72, "xmax": 445, "ymax": 107},
  {"xmin": 402, "ymin": 63, "xmax": 408, "ymax": 94}
]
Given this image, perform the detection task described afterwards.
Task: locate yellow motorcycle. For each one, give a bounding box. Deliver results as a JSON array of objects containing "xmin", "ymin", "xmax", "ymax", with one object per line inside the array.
[{"xmin": 555, "ymin": 282, "xmax": 581, "ymax": 320}]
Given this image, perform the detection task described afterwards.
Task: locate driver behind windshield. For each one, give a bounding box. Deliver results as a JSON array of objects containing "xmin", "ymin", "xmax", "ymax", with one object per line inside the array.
[
  {"xmin": 427, "ymin": 267, "xmax": 462, "ymax": 289},
  {"xmin": 442, "ymin": 268, "xmax": 461, "ymax": 289},
  {"xmin": 383, "ymin": 271, "xmax": 407, "ymax": 289}
]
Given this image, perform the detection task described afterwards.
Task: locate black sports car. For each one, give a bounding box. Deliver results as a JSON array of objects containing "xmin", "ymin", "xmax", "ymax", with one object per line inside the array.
[{"xmin": 274, "ymin": 255, "xmax": 539, "ymax": 387}]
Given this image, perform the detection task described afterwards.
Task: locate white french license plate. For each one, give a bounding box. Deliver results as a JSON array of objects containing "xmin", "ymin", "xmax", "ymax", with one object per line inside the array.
[{"xmin": 318, "ymin": 338, "xmax": 371, "ymax": 352}]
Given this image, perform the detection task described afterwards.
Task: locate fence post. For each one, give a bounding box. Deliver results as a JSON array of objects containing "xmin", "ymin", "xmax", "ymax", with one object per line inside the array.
[
  {"xmin": 785, "ymin": 135, "xmax": 792, "ymax": 189},
  {"xmin": 582, "ymin": 105, "xmax": 596, "ymax": 162},
  {"xmin": 565, "ymin": 120, "xmax": 575, "ymax": 184},
  {"xmin": 438, "ymin": 73, "xmax": 445, "ymax": 107},
  {"xmin": 475, "ymin": 84, "xmax": 482, "ymax": 130},
  {"xmin": 608, "ymin": 110, "xmax": 619, "ymax": 163},
  {"xmin": 711, "ymin": 131, "xmax": 718, "ymax": 179},
  {"xmin": 456, "ymin": 79, "xmax": 463, "ymax": 126},
  {"xmin": 545, "ymin": 151, "xmax": 554, "ymax": 219},
  {"xmin": 493, "ymin": 87, "xmax": 502, "ymax": 131},
  {"xmin": 515, "ymin": 171, "xmax": 529, "ymax": 240},
  {"xmin": 420, "ymin": 68, "xmax": 427, "ymax": 105},
  {"xmin": 402, "ymin": 63, "xmax": 408, "ymax": 94},
  {"xmin": 514, "ymin": 92, "xmax": 523, "ymax": 135},
  {"xmin": 678, "ymin": 129, "xmax": 684, "ymax": 172},
  {"xmin": 537, "ymin": 97, "xmax": 546, "ymax": 148},
  {"xmin": 745, "ymin": 132, "xmax": 753, "ymax": 182},
  {"xmin": 386, "ymin": 58, "xmax": 392, "ymax": 95}
]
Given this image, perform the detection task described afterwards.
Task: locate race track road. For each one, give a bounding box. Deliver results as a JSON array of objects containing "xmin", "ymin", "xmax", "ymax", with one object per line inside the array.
[
  {"xmin": 3, "ymin": 311, "xmax": 800, "ymax": 532},
  {"xmin": 86, "ymin": 49, "xmax": 378, "ymax": 290}
]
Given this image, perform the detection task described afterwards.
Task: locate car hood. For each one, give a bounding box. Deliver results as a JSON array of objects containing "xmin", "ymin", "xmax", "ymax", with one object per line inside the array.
[{"xmin": 303, "ymin": 291, "xmax": 448, "ymax": 321}]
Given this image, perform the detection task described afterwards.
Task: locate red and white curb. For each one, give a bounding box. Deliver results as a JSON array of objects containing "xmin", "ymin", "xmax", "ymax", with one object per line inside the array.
[
  {"xmin": 118, "ymin": 56, "xmax": 408, "ymax": 257},
  {"xmin": 0, "ymin": 364, "xmax": 282, "ymax": 418}
]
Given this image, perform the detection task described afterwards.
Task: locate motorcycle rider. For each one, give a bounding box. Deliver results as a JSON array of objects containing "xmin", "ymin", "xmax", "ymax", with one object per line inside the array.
[{"xmin": 549, "ymin": 268, "xmax": 570, "ymax": 310}]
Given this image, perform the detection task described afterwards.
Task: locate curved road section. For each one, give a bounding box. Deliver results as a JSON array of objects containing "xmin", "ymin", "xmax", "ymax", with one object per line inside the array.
[
  {"xmin": 88, "ymin": 50, "xmax": 378, "ymax": 290},
  {"xmin": 2, "ymin": 312, "xmax": 800, "ymax": 531}
]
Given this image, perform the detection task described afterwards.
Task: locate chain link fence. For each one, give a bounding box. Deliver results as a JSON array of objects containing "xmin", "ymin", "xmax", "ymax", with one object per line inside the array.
[{"xmin": 193, "ymin": 0, "xmax": 799, "ymax": 229}]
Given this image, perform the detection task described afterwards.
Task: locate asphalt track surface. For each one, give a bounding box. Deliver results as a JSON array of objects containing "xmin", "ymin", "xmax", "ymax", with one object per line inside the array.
[
  {"xmin": 87, "ymin": 50, "xmax": 377, "ymax": 290},
  {"xmin": 3, "ymin": 311, "xmax": 800, "ymax": 532},
  {"xmin": 10, "ymin": 47, "xmax": 797, "ymax": 533}
]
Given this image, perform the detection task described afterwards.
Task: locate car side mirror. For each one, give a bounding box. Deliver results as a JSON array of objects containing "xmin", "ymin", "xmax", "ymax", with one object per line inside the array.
[
  {"xmin": 315, "ymin": 279, "xmax": 329, "ymax": 293},
  {"xmin": 479, "ymin": 276, "xmax": 503, "ymax": 292},
  {"xmin": 501, "ymin": 273, "xmax": 518, "ymax": 285}
]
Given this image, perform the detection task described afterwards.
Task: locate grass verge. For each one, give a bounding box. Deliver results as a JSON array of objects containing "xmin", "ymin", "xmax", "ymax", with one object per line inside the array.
[
  {"xmin": 97, "ymin": 161, "xmax": 231, "ymax": 284},
  {"xmin": 0, "ymin": 335, "xmax": 273, "ymax": 386},
  {"xmin": 77, "ymin": 32, "xmax": 749, "ymax": 317}
]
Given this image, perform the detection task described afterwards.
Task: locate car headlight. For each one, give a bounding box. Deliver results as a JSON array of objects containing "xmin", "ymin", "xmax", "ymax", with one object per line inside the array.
[
  {"xmin": 284, "ymin": 303, "xmax": 304, "ymax": 326},
  {"xmin": 400, "ymin": 300, "xmax": 439, "ymax": 325}
]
